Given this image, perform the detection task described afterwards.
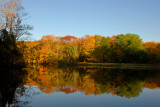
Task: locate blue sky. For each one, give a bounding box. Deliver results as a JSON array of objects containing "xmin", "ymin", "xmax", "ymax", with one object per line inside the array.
[{"xmin": 22, "ymin": 0, "xmax": 160, "ymax": 42}]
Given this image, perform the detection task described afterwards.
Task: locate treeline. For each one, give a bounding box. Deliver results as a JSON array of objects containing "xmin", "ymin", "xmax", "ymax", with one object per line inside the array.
[{"xmin": 17, "ymin": 34, "xmax": 160, "ymax": 64}]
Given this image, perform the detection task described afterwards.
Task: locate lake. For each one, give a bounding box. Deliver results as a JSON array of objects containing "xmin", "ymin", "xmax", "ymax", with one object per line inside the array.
[{"xmin": 0, "ymin": 66, "xmax": 160, "ymax": 107}]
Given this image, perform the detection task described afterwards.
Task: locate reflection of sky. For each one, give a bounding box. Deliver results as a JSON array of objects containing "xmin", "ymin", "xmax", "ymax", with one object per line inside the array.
[
  {"xmin": 22, "ymin": 0, "xmax": 160, "ymax": 42},
  {"xmin": 21, "ymin": 87, "xmax": 160, "ymax": 107}
]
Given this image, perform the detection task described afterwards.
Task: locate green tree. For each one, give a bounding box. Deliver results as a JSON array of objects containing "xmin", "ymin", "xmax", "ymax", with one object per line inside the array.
[
  {"xmin": 65, "ymin": 44, "xmax": 79, "ymax": 62},
  {"xmin": 115, "ymin": 33, "xmax": 147, "ymax": 63},
  {"xmin": 93, "ymin": 36, "xmax": 110, "ymax": 62}
]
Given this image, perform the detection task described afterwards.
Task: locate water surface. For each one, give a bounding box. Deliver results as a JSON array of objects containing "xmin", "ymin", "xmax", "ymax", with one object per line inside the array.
[{"xmin": 0, "ymin": 66, "xmax": 160, "ymax": 107}]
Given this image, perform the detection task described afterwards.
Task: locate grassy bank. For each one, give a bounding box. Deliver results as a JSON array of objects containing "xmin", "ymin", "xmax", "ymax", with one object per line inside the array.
[{"xmin": 77, "ymin": 62, "xmax": 160, "ymax": 69}]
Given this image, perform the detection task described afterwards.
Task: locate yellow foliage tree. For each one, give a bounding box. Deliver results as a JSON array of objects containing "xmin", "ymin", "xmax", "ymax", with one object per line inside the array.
[{"xmin": 81, "ymin": 35, "xmax": 96, "ymax": 62}]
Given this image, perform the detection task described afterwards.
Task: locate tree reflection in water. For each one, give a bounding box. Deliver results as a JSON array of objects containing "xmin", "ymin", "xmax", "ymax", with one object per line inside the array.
[
  {"xmin": 0, "ymin": 68, "xmax": 35, "ymax": 107},
  {"xmin": 0, "ymin": 68, "xmax": 22, "ymax": 106},
  {"xmin": 0, "ymin": 66, "xmax": 160, "ymax": 106},
  {"xmin": 26, "ymin": 66, "xmax": 160, "ymax": 98}
]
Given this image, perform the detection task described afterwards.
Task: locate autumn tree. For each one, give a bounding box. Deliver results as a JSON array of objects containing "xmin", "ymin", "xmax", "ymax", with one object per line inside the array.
[
  {"xmin": 143, "ymin": 42, "xmax": 160, "ymax": 63},
  {"xmin": 61, "ymin": 35, "xmax": 77, "ymax": 42},
  {"xmin": 80, "ymin": 35, "xmax": 96, "ymax": 62},
  {"xmin": 38, "ymin": 35, "xmax": 56, "ymax": 64},
  {"xmin": 0, "ymin": 0, "xmax": 32, "ymax": 66},
  {"xmin": 0, "ymin": 0, "xmax": 32, "ymax": 41}
]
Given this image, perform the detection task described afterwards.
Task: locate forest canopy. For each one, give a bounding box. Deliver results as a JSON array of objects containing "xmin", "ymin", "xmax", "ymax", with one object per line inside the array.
[{"xmin": 16, "ymin": 34, "xmax": 160, "ymax": 65}]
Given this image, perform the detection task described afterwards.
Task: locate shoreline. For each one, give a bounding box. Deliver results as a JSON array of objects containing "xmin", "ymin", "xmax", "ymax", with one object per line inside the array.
[{"xmin": 77, "ymin": 62, "xmax": 160, "ymax": 69}]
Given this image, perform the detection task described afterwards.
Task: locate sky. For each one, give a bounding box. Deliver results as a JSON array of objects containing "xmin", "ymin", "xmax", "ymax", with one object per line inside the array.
[{"xmin": 22, "ymin": 0, "xmax": 160, "ymax": 42}]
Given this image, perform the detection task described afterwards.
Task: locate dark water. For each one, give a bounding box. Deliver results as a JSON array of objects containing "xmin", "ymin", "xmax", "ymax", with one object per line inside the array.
[{"xmin": 0, "ymin": 66, "xmax": 160, "ymax": 107}]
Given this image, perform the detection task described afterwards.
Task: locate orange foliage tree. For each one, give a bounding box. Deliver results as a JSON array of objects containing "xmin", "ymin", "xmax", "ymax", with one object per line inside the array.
[{"xmin": 143, "ymin": 42, "xmax": 160, "ymax": 63}]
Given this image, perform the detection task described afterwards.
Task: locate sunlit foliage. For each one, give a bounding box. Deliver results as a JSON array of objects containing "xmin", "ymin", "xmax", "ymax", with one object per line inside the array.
[
  {"xmin": 143, "ymin": 42, "xmax": 160, "ymax": 63},
  {"xmin": 16, "ymin": 33, "xmax": 160, "ymax": 64}
]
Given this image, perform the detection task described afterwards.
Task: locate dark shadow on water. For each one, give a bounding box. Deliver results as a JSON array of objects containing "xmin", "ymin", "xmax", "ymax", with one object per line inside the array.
[{"xmin": 0, "ymin": 68, "xmax": 29, "ymax": 106}]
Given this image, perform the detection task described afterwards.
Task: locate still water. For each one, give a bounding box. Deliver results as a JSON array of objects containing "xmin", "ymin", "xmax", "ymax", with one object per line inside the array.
[{"xmin": 0, "ymin": 66, "xmax": 160, "ymax": 107}]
